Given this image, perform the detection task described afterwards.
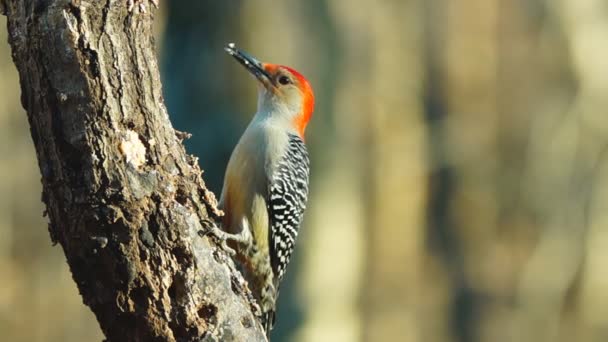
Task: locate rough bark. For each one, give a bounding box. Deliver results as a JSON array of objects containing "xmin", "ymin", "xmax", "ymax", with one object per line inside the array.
[{"xmin": 1, "ymin": 1, "xmax": 265, "ymax": 341}]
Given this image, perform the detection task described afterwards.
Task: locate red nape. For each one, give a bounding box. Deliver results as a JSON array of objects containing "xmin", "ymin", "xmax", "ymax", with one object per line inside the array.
[{"xmin": 282, "ymin": 66, "xmax": 315, "ymax": 139}]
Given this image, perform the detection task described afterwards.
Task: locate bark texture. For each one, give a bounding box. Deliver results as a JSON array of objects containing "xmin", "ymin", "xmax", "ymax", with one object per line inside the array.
[{"xmin": 2, "ymin": 1, "xmax": 265, "ymax": 341}]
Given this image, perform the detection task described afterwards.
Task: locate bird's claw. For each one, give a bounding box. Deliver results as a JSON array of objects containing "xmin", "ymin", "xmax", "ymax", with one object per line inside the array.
[
  {"xmin": 200, "ymin": 220, "xmax": 237, "ymax": 256},
  {"xmin": 209, "ymin": 227, "xmax": 238, "ymax": 256},
  {"xmin": 127, "ymin": 0, "xmax": 159, "ymax": 13}
]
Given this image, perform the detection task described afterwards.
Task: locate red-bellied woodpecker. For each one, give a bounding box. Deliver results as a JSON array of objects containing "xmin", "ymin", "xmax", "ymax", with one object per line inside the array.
[{"xmin": 214, "ymin": 43, "xmax": 314, "ymax": 337}]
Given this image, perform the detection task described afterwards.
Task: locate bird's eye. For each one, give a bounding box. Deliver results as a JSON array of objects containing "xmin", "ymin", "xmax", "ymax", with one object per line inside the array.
[{"xmin": 278, "ymin": 75, "xmax": 291, "ymax": 85}]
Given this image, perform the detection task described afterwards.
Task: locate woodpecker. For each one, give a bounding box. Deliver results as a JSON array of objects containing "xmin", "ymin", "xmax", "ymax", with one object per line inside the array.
[{"xmin": 216, "ymin": 43, "xmax": 314, "ymax": 337}]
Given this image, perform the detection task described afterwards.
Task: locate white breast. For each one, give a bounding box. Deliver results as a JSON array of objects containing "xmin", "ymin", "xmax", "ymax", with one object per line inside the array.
[{"xmin": 219, "ymin": 111, "xmax": 291, "ymax": 238}]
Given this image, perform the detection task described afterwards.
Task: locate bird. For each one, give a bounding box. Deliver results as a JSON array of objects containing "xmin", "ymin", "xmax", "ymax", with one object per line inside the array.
[{"xmin": 214, "ymin": 43, "xmax": 314, "ymax": 338}]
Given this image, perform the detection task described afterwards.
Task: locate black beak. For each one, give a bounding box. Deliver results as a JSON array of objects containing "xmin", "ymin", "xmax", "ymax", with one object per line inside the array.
[{"xmin": 225, "ymin": 43, "xmax": 273, "ymax": 89}]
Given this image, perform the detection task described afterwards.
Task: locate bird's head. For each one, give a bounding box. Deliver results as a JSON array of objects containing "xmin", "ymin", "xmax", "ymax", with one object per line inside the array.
[{"xmin": 225, "ymin": 43, "xmax": 314, "ymax": 138}]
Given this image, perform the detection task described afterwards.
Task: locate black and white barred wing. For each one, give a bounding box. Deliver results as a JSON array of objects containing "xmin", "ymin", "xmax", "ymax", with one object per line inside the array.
[{"xmin": 268, "ymin": 134, "xmax": 310, "ymax": 283}]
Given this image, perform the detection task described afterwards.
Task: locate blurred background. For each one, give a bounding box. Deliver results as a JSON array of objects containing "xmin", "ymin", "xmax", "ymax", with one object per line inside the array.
[{"xmin": 2, "ymin": 1, "xmax": 608, "ymax": 341}]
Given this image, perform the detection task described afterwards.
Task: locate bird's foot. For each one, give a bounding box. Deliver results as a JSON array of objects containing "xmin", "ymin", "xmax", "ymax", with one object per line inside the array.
[
  {"xmin": 200, "ymin": 219, "xmax": 247, "ymax": 256},
  {"xmin": 127, "ymin": 0, "xmax": 159, "ymax": 13}
]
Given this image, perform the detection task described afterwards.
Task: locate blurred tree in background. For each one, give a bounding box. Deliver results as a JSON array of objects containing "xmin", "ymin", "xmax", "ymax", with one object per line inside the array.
[{"xmin": 2, "ymin": 0, "xmax": 608, "ymax": 341}]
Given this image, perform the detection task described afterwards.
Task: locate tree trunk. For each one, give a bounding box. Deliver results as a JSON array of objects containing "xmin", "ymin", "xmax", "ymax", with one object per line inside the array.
[{"xmin": 1, "ymin": 1, "xmax": 265, "ymax": 341}]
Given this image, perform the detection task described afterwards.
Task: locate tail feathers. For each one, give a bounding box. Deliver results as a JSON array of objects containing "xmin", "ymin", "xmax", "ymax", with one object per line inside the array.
[
  {"xmin": 263, "ymin": 309, "xmax": 276, "ymax": 340},
  {"xmin": 260, "ymin": 279, "xmax": 279, "ymax": 340}
]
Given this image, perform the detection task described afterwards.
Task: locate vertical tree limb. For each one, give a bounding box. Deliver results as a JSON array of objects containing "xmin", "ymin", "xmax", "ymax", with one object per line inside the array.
[{"xmin": 2, "ymin": 1, "xmax": 265, "ymax": 341}]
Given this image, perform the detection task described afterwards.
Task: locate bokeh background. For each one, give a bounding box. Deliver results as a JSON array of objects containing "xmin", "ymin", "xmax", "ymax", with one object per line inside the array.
[{"xmin": 2, "ymin": 1, "xmax": 608, "ymax": 341}]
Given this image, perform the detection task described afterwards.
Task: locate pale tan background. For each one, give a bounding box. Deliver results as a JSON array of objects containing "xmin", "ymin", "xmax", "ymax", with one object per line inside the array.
[{"xmin": 2, "ymin": 1, "xmax": 608, "ymax": 341}]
